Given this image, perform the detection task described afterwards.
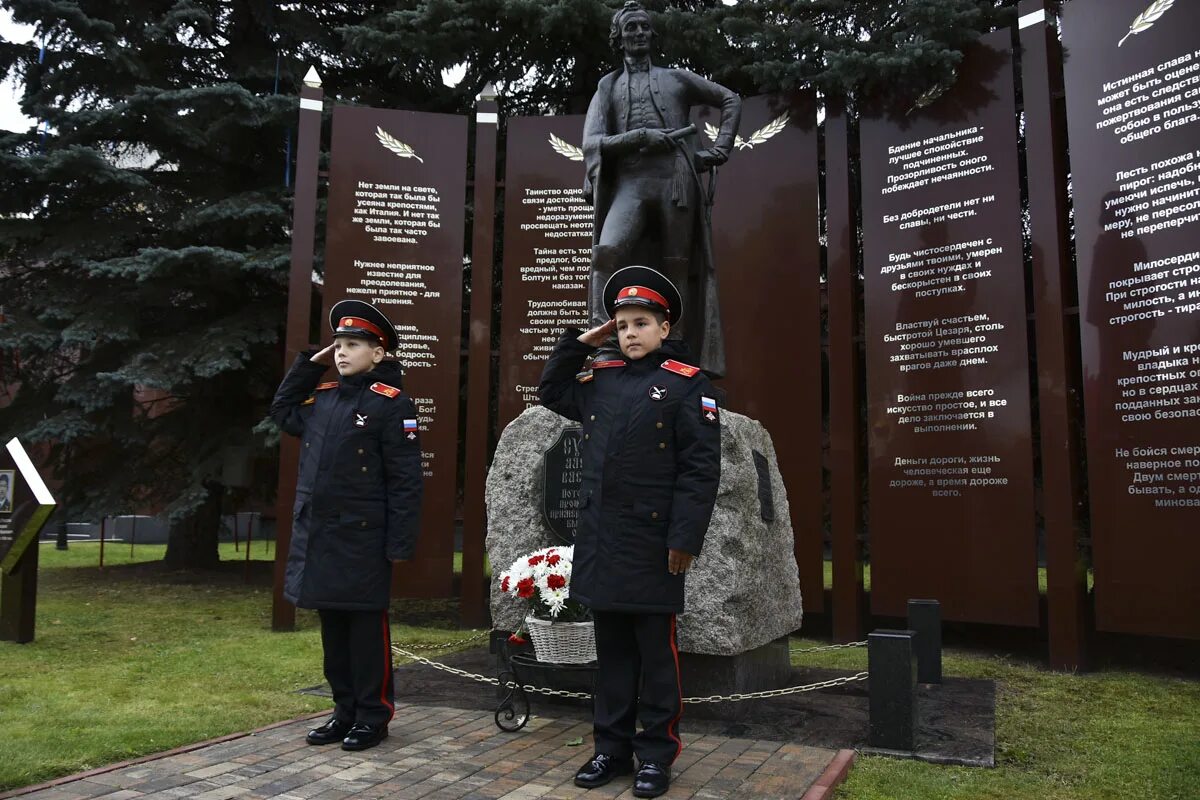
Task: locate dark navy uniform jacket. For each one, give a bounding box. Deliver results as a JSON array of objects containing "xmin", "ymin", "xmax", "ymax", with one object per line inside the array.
[
  {"xmin": 539, "ymin": 332, "xmax": 721, "ymax": 614},
  {"xmin": 270, "ymin": 354, "xmax": 422, "ymax": 611}
]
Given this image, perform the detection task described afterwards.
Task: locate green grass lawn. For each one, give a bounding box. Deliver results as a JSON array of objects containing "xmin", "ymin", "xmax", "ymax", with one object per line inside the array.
[
  {"xmin": 790, "ymin": 638, "xmax": 1199, "ymax": 800},
  {"xmin": 0, "ymin": 549, "xmax": 487, "ymax": 791},
  {"xmin": 37, "ymin": 540, "xmax": 279, "ymax": 568}
]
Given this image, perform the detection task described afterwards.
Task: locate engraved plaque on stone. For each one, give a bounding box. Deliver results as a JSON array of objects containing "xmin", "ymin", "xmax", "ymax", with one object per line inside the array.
[{"xmin": 541, "ymin": 426, "xmax": 583, "ymax": 545}]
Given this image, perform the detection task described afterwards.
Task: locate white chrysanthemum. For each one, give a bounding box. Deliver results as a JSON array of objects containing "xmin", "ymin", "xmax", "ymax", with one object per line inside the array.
[{"xmin": 541, "ymin": 587, "xmax": 569, "ymax": 617}]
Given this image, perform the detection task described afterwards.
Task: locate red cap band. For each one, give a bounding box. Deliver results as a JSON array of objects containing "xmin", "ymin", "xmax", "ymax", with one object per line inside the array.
[
  {"xmin": 338, "ymin": 316, "xmax": 386, "ymax": 344},
  {"xmin": 616, "ymin": 285, "xmax": 669, "ymax": 311}
]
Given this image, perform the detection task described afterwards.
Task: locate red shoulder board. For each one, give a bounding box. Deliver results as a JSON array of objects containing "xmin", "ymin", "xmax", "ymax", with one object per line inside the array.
[
  {"xmin": 591, "ymin": 360, "xmax": 626, "ymax": 369},
  {"xmin": 660, "ymin": 359, "xmax": 700, "ymax": 378},
  {"xmin": 316, "ymin": 381, "xmax": 339, "ymax": 391},
  {"xmin": 369, "ymin": 382, "xmax": 401, "ymax": 398}
]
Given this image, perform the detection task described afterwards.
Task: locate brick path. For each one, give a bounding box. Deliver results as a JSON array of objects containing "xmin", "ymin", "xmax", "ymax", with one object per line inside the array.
[{"xmin": 6, "ymin": 704, "xmax": 848, "ymax": 800}]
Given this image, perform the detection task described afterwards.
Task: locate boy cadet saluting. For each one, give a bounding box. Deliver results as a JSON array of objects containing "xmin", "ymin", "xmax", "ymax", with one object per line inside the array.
[
  {"xmin": 270, "ymin": 300, "xmax": 423, "ymax": 752},
  {"xmin": 540, "ymin": 266, "xmax": 721, "ymax": 798}
]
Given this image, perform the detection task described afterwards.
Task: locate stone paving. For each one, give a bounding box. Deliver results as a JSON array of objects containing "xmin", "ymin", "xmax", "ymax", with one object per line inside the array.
[{"xmin": 5, "ymin": 704, "xmax": 845, "ymax": 800}]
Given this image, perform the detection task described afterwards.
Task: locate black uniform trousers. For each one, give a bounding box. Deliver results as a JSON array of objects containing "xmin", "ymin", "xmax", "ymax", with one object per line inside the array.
[
  {"xmin": 592, "ymin": 610, "xmax": 683, "ymax": 766},
  {"xmin": 318, "ymin": 609, "xmax": 395, "ymax": 726}
]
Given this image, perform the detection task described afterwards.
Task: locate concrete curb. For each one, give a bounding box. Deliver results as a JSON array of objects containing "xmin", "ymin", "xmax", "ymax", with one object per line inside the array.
[{"xmin": 800, "ymin": 748, "xmax": 857, "ymax": 800}]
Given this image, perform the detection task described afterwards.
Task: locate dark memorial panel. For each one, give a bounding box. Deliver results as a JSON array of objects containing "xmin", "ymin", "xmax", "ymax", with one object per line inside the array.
[
  {"xmin": 696, "ymin": 93, "xmax": 824, "ymax": 612},
  {"xmin": 498, "ymin": 115, "xmax": 591, "ymax": 428},
  {"xmin": 860, "ymin": 30, "xmax": 1038, "ymax": 625},
  {"xmin": 1063, "ymin": 1, "xmax": 1200, "ymax": 638},
  {"xmin": 322, "ymin": 105, "xmax": 467, "ymax": 597},
  {"xmin": 542, "ymin": 426, "xmax": 583, "ymax": 544}
]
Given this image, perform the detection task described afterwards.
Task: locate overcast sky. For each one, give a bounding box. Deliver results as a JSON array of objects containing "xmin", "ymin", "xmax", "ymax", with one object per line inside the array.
[{"xmin": 0, "ymin": 9, "xmax": 35, "ymax": 132}]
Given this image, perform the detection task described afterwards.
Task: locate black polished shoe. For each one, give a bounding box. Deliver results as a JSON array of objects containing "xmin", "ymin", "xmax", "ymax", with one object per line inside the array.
[
  {"xmin": 633, "ymin": 762, "xmax": 671, "ymax": 798},
  {"xmin": 341, "ymin": 722, "xmax": 388, "ymax": 751},
  {"xmin": 305, "ymin": 716, "xmax": 353, "ymax": 746},
  {"xmin": 574, "ymin": 753, "xmax": 633, "ymax": 788}
]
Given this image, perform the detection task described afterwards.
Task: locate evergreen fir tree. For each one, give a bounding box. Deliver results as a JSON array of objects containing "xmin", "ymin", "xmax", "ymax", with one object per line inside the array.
[{"xmin": 0, "ymin": 0, "xmax": 322, "ymax": 566}]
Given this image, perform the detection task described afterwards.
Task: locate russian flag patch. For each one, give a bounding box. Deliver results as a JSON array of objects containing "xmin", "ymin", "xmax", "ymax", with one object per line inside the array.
[
  {"xmin": 700, "ymin": 396, "xmax": 719, "ymax": 425},
  {"xmin": 403, "ymin": 418, "xmax": 418, "ymax": 440}
]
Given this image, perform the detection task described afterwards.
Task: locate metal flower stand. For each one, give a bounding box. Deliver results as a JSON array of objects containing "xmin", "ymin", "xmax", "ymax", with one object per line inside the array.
[{"xmin": 493, "ymin": 635, "xmax": 597, "ymax": 732}]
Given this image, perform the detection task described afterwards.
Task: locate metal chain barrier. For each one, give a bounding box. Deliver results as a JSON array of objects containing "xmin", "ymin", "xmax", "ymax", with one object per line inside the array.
[
  {"xmin": 395, "ymin": 629, "xmax": 492, "ymax": 651},
  {"xmin": 682, "ymin": 672, "xmax": 868, "ymax": 703},
  {"xmin": 393, "ymin": 645, "xmax": 593, "ymax": 699},
  {"xmin": 789, "ymin": 640, "xmax": 868, "ymax": 655},
  {"xmin": 392, "ymin": 644, "xmax": 868, "ymax": 704}
]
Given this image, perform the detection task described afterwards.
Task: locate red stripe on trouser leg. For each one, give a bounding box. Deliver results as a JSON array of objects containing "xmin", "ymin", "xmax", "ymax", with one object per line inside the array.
[
  {"xmin": 380, "ymin": 611, "xmax": 395, "ymax": 720},
  {"xmin": 667, "ymin": 613, "xmax": 683, "ymax": 760}
]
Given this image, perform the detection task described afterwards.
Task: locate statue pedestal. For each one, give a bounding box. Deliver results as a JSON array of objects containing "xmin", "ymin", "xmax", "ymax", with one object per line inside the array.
[
  {"xmin": 486, "ymin": 407, "xmax": 804, "ymax": 694},
  {"xmin": 680, "ymin": 636, "xmax": 791, "ymax": 697}
]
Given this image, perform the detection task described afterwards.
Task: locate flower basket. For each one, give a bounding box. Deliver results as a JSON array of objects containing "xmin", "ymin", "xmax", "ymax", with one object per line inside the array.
[
  {"xmin": 525, "ymin": 614, "xmax": 597, "ymax": 664},
  {"xmin": 498, "ymin": 544, "xmax": 594, "ymax": 663}
]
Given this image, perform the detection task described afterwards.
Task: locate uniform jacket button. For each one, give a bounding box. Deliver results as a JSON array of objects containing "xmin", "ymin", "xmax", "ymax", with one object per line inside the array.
[
  {"xmin": 361, "ymin": 520, "xmax": 367, "ymax": 528},
  {"xmin": 590, "ymin": 415, "xmax": 596, "ymax": 421},
  {"xmin": 361, "ymin": 466, "xmax": 367, "ymax": 473},
  {"xmin": 651, "ymin": 511, "xmax": 659, "ymax": 519},
  {"xmin": 656, "ymin": 422, "xmax": 663, "ymax": 429},
  {"xmin": 358, "ymin": 448, "xmax": 364, "ymax": 455},
  {"xmin": 305, "ymin": 442, "xmax": 310, "ymax": 448},
  {"xmin": 659, "ymin": 442, "xmax": 666, "ymax": 449},
  {"xmin": 584, "ymin": 433, "xmax": 590, "ymax": 440}
]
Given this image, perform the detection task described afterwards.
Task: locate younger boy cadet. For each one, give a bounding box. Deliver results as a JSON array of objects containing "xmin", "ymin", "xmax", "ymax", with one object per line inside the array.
[
  {"xmin": 270, "ymin": 299, "xmax": 422, "ymax": 752},
  {"xmin": 540, "ymin": 266, "xmax": 721, "ymax": 798}
]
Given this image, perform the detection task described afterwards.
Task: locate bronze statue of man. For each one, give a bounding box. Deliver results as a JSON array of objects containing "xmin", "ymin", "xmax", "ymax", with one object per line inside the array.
[{"xmin": 583, "ymin": 0, "xmax": 741, "ymax": 377}]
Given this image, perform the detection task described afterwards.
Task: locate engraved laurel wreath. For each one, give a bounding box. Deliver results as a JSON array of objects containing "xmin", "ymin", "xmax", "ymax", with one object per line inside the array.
[
  {"xmin": 1119, "ymin": 0, "xmax": 1174, "ymax": 47},
  {"xmin": 548, "ymin": 133, "xmax": 584, "ymax": 161},
  {"xmin": 705, "ymin": 111, "xmax": 789, "ymax": 150},
  {"xmin": 375, "ymin": 126, "xmax": 424, "ymax": 163},
  {"xmin": 908, "ymin": 70, "xmax": 957, "ymax": 116}
]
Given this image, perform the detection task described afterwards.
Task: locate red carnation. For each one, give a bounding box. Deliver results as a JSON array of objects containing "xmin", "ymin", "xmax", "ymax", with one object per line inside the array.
[
  {"xmin": 508, "ymin": 633, "xmax": 527, "ymax": 645},
  {"xmin": 500, "ymin": 576, "xmax": 510, "ymax": 592},
  {"xmin": 528, "ymin": 555, "xmax": 545, "ymax": 566},
  {"xmin": 546, "ymin": 554, "xmax": 561, "ymax": 566},
  {"xmin": 546, "ymin": 573, "xmax": 567, "ymax": 590},
  {"xmin": 516, "ymin": 577, "xmax": 535, "ymax": 598}
]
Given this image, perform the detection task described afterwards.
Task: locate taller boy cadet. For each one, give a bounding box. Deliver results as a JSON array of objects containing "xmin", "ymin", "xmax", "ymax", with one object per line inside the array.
[
  {"xmin": 270, "ymin": 299, "xmax": 423, "ymax": 752},
  {"xmin": 539, "ymin": 266, "xmax": 721, "ymax": 798}
]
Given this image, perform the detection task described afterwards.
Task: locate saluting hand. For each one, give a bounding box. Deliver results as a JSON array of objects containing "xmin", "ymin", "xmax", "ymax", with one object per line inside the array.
[
  {"xmin": 577, "ymin": 320, "xmax": 617, "ymax": 348},
  {"xmin": 668, "ymin": 549, "xmax": 694, "ymax": 575},
  {"xmin": 310, "ymin": 343, "xmax": 336, "ymax": 366}
]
